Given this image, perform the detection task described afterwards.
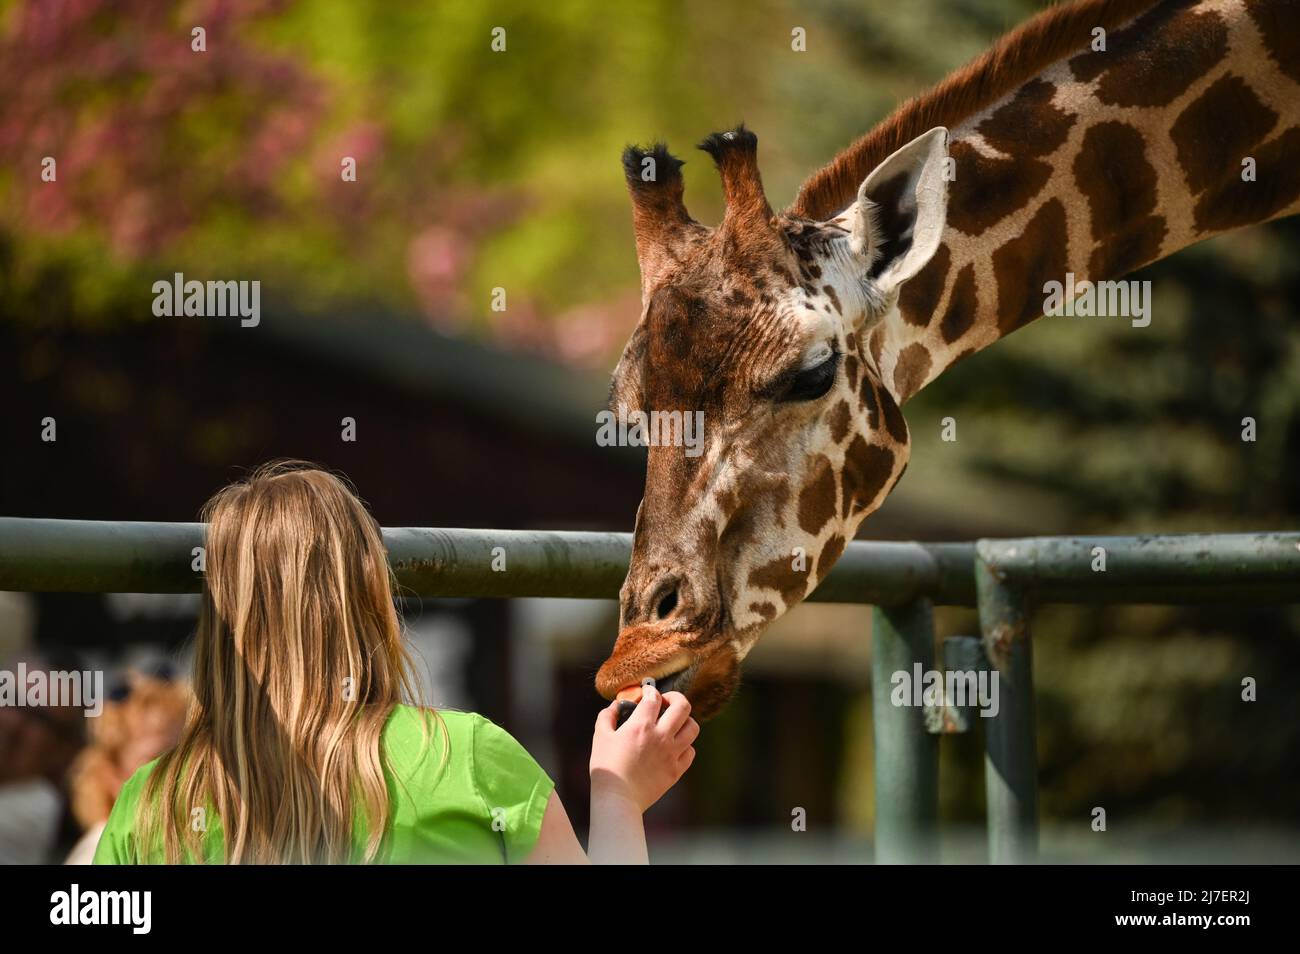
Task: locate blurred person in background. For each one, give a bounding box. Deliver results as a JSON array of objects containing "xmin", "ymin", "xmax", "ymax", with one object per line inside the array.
[
  {"xmin": 0, "ymin": 651, "xmax": 87, "ymax": 864},
  {"xmin": 64, "ymin": 667, "xmax": 189, "ymax": 864}
]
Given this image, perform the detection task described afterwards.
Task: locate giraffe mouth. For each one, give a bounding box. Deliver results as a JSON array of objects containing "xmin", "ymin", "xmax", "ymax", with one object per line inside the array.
[
  {"xmin": 613, "ymin": 665, "xmax": 692, "ymax": 702},
  {"xmin": 613, "ymin": 666, "xmax": 693, "ymax": 726}
]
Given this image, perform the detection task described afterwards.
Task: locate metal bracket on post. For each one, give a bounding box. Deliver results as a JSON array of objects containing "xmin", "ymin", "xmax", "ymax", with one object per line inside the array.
[
  {"xmin": 871, "ymin": 598, "xmax": 940, "ymax": 864},
  {"xmin": 975, "ymin": 544, "xmax": 1039, "ymax": 864},
  {"xmin": 924, "ymin": 636, "xmax": 987, "ymax": 735}
]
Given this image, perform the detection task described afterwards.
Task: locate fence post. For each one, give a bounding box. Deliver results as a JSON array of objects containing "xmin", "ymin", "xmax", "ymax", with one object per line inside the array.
[
  {"xmin": 871, "ymin": 598, "xmax": 939, "ymax": 863},
  {"xmin": 975, "ymin": 548, "xmax": 1038, "ymax": 863}
]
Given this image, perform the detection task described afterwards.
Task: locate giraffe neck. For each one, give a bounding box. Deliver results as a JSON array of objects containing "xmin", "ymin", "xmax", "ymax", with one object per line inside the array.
[{"xmin": 858, "ymin": 0, "xmax": 1300, "ymax": 403}]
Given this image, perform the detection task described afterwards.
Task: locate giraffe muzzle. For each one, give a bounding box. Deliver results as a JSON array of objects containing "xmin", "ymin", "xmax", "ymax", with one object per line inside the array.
[
  {"xmin": 597, "ymin": 627, "xmax": 742, "ymax": 720},
  {"xmin": 612, "ymin": 667, "xmax": 692, "ymax": 726}
]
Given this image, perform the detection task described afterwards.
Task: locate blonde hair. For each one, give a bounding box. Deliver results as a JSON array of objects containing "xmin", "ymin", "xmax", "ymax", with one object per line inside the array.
[{"xmin": 138, "ymin": 461, "xmax": 431, "ymax": 863}]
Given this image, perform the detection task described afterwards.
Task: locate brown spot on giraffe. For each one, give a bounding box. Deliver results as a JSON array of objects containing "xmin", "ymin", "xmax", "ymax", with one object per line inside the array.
[
  {"xmin": 1089, "ymin": 215, "xmax": 1167, "ymax": 278},
  {"xmin": 993, "ymin": 198, "xmax": 1069, "ymax": 335},
  {"xmin": 890, "ymin": 460, "xmax": 909, "ymax": 493},
  {"xmin": 816, "ymin": 534, "xmax": 846, "ymax": 580},
  {"xmin": 1171, "ymin": 74, "xmax": 1278, "ymax": 196},
  {"xmin": 748, "ymin": 601, "xmax": 778, "ymax": 622},
  {"xmin": 1247, "ymin": 0, "xmax": 1300, "ymax": 85},
  {"xmin": 977, "ymin": 78, "xmax": 1076, "ymax": 157},
  {"xmin": 726, "ymin": 288, "xmax": 753, "ymax": 308},
  {"xmin": 844, "ymin": 352, "xmax": 860, "ymax": 391},
  {"xmin": 1194, "ymin": 126, "xmax": 1300, "ymax": 233},
  {"xmin": 898, "ymin": 243, "xmax": 951, "ymax": 327},
  {"xmin": 828, "ymin": 399, "xmax": 852, "ymax": 443},
  {"xmin": 797, "ymin": 455, "xmax": 838, "ymax": 535},
  {"xmin": 858, "ymin": 369, "xmax": 880, "ymax": 430},
  {"xmin": 940, "ymin": 263, "xmax": 978, "ymax": 344},
  {"xmin": 946, "ymin": 141, "xmax": 1054, "ymax": 235},
  {"xmin": 869, "ymin": 326, "xmax": 886, "ymax": 368},
  {"xmin": 841, "ymin": 435, "xmax": 896, "ymax": 518},
  {"xmin": 1070, "ymin": 120, "xmax": 1169, "ymax": 278},
  {"xmin": 741, "ymin": 467, "xmax": 793, "ymax": 531},
  {"xmin": 893, "ymin": 343, "xmax": 934, "ymax": 402},
  {"xmin": 880, "ymin": 381, "xmax": 909, "ymax": 440},
  {"xmin": 1069, "ymin": 1, "xmax": 1229, "ymax": 108},
  {"xmin": 822, "ymin": 284, "xmax": 841, "ymax": 314},
  {"xmin": 747, "ymin": 554, "xmax": 810, "ymax": 609},
  {"xmin": 1074, "ymin": 121, "xmax": 1158, "ymax": 241},
  {"xmin": 718, "ymin": 505, "xmax": 758, "ymax": 571}
]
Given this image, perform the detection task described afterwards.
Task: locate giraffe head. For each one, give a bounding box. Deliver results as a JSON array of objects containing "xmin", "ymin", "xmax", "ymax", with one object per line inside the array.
[{"xmin": 596, "ymin": 125, "xmax": 951, "ymax": 718}]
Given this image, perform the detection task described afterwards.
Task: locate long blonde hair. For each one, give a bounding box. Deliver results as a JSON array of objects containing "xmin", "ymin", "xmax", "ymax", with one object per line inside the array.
[{"xmin": 138, "ymin": 461, "xmax": 428, "ymax": 863}]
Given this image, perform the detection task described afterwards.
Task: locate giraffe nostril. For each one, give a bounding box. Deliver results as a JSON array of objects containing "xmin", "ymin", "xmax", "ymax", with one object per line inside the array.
[{"xmin": 655, "ymin": 587, "xmax": 679, "ymax": 620}]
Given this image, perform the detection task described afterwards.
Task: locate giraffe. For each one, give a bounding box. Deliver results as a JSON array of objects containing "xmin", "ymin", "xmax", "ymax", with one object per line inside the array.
[{"xmin": 596, "ymin": 0, "xmax": 1300, "ymax": 719}]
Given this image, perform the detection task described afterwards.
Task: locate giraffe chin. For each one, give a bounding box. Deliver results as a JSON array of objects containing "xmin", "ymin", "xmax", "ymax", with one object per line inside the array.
[{"xmin": 595, "ymin": 629, "xmax": 742, "ymax": 722}]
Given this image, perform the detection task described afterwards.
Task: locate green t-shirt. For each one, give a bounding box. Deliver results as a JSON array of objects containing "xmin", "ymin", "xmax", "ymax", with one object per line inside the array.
[{"xmin": 93, "ymin": 705, "xmax": 554, "ymax": 864}]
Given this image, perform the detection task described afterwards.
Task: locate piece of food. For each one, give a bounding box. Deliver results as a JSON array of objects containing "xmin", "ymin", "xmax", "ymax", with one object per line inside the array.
[
  {"xmin": 615, "ymin": 700, "xmax": 638, "ymax": 726},
  {"xmin": 613, "ymin": 679, "xmax": 661, "ymax": 727}
]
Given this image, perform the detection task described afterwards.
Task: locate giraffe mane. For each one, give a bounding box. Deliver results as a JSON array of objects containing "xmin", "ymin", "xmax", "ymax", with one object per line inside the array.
[{"xmin": 789, "ymin": 0, "xmax": 1161, "ymax": 220}]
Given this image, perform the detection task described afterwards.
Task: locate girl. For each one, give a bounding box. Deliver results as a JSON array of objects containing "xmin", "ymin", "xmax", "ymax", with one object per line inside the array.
[{"xmin": 94, "ymin": 461, "xmax": 697, "ymax": 864}]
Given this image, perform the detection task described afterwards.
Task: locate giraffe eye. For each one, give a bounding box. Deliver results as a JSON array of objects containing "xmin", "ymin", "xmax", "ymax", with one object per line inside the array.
[{"xmin": 780, "ymin": 350, "xmax": 840, "ymax": 403}]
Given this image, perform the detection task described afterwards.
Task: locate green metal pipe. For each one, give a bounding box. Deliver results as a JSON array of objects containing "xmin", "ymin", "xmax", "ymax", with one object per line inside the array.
[
  {"xmin": 0, "ymin": 518, "xmax": 977, "ymax": 604},
  {"xmin": 871, "ymin": 599, "xmax": 940, "ymax": 864},
  {"xmin": 805, "ymin": 540, "xmax": 974, "ymax": 605},
  {"xmin": 976, "ymin": 556, "xmax": 1039, "ymax": 864},
  {"xmin": 2, "ymin": 519, "xmax": 1295, "ymax": 606},
  {"xmin": 980, "ymin": 534, "xmax": 1300, "ymax": 587},
  {"xmin": 384, "ymin": 526, "xmax": 630, "ymax": 599},
  {"xmin": 1031, "ymin": 582, "xmax": 1300, "ymax": 604},
  {"xmin": 0, "ymin": 519, "xmax": 206, "ymax": 594}
]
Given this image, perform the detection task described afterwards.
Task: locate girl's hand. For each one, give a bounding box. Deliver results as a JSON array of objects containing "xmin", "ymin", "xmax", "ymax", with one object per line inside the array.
[{"xmin": 589, "ymin": 685, "xmax": 699, "ymax": 812}]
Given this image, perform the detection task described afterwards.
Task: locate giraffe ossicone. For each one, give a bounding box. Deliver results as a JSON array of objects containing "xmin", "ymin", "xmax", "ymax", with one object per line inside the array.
[{"xmin": 598, "ymin": 0, "xmax": 1300, "ymax": 719}]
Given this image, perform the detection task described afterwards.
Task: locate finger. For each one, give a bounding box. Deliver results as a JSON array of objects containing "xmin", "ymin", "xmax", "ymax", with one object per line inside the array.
[
  {"xmin": 594, "ymin": 701, "xmax": 618, "ymax": 733},
  {"xmin": 656, "ymin": 690, "xmax": 691, "ymax": 735},
  {"xmin": 627, "ymin": 683, "xmax": 661, "ymax": 727},
  {"xmin": 676, "ymin": 745, "xmax": 696, "ymax": 775},
  {"xmin": 675, "ymin": 717, "xmax": 700, "ymax": 748}
]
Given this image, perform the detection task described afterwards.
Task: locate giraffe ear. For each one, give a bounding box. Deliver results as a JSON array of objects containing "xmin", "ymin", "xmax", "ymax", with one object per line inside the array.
[{"xmin": 848, "ymin": 126, "xmax": 949, "ymax": 293}]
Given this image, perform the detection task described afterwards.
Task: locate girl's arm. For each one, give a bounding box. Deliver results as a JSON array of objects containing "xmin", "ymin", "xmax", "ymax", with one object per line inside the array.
[
  {"xmin": 588, "ymin": 771, "xmax": 650, "ymax": 865},
  {"xmin": 523, "ymin": 685, "xmax": 699, "ymax": 865},
  {"xmin": 587, "ymin": 685, "xmax": 698, "ymax": 865},
  {"xmin": 524, "ymin": 791, "xmax": 591, "ymax": 864}
]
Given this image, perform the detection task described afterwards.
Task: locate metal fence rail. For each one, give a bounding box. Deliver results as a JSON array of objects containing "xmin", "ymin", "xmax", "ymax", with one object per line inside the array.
[
  {"xmin": 2, "ymin": 517, "xmax": 1297, "ymax": 864},
  {"xmin": 0, "ymin": 518, "xmax": 977, "ymax": 604}
]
